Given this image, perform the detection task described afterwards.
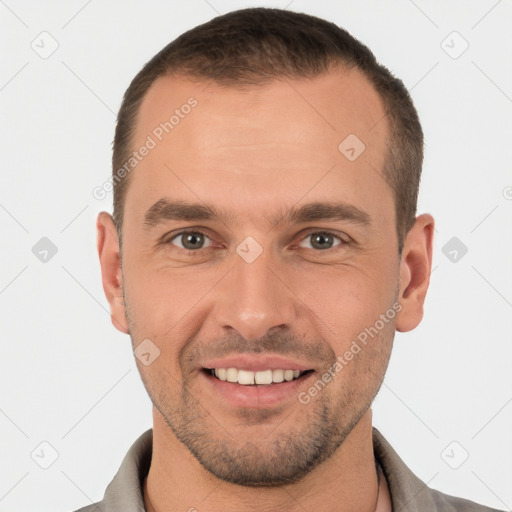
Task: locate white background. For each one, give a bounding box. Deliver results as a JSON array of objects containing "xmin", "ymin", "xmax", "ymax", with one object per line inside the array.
[{"xmin": 1, "ymin": 1, "xmax": 511, "ymax": 511}]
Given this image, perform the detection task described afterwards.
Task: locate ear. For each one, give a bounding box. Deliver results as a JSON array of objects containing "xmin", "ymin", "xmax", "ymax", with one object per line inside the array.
[
  {"xmin": 395, "ymin": 213, "xmax": 435, "ymax": 333},
  {"xmin": 96, "ymin": 212, "xmax": 129, "ymax": 334}
]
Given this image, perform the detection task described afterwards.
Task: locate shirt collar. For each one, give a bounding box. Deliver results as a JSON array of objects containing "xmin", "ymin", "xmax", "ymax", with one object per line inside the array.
[{"xmin": 95, "ymin": 427, "xmax": 449, "ymax": 512}]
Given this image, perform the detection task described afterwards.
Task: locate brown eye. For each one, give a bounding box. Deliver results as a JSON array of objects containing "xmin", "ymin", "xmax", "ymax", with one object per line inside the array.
[{"xmin": 169, "ymin": 231, "xmax": 212, "ymax": 250}]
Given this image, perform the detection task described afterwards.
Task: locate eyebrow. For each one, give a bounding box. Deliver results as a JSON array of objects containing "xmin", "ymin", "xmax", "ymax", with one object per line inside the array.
[{"xmin": 143, "ymin": 198, "xmax": 372, "ymax": 229}]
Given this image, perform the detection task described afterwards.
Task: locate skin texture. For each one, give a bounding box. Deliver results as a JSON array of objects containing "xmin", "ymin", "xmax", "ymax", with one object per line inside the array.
[{"xmin": 97, "ymin": 68, "xmax": 434, "ymax": 512}]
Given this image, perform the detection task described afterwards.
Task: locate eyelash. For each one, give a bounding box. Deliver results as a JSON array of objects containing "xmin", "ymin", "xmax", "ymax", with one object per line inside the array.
[{"xmin": 163, "ymin": 229, "xmax": 350, "ymax": 253}]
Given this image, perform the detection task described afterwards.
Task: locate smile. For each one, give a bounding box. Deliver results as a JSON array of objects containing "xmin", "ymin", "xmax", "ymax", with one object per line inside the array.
[{"xmin": 206, "ymin": 368, "xmax": 312, "ymax": 385}]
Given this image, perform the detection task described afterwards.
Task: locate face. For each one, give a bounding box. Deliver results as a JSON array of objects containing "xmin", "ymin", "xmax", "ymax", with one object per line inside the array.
[{"xmin": 106, "ymin": 68, "xmax": 409, "ymax": 485}]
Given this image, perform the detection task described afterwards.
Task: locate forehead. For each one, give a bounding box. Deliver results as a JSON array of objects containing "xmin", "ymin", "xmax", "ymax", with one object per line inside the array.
[
  {"xmin": 135, "ymin": 67, "xmax": 388, "ymax": 158},
  {"xmin": 125, "ymin": 68, "xmax": 392, "ymax": 230}
]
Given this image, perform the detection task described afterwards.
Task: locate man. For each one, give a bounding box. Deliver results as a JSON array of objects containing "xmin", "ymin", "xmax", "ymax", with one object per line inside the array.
[{"xmin": 79, "ymin": 7, "xmax": 504, "ymax": 512}]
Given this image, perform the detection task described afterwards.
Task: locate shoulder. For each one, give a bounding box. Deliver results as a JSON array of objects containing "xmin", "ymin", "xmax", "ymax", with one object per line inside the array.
[
  {"xmin": 372, "ymin": 427, "xmax": 505, "ymax": 512},
  {"xmin": 429, "ymin": 487, "xmax": 505, "ymax": 512},
  {"xmin": 71, "ymin": 506, "xmax": 98, "ymax": 512}
]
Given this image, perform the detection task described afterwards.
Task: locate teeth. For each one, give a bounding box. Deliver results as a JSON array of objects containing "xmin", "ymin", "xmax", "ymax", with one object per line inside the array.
[
  {"xmin": 272, "ymin": 369, "xmax": 284, "ymax": 383},
  {"xmin": 226, "ymin": 368, "xmax": 238, "ymax": 383},
  {"xmin": 210, "ymin": 367, "xmax": 305, "ymax": 385},
  {"xmin": 215, "ymin": 368, "xmax": 227, "ymax": 381},
  {"xmin": 255, "ymin": 370, "xmax": 272, "ymax": 385},
  {"xmin": 238, "ymin": 370, "xmax": 255, "ymax": 385}
]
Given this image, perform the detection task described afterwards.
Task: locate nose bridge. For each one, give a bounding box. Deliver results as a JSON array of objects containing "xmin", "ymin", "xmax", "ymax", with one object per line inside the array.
[{"xmin": 213, "ymin": 247, "xmax": 296, "ymax": 341}]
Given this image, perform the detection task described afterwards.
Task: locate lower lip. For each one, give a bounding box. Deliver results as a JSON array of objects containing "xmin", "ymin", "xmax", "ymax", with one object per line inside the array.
[{"xmin": 200, "ymin": 370, "xmax": 315, "ymax": 409}]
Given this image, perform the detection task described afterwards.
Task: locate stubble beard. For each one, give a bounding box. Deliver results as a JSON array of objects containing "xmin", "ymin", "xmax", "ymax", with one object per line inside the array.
[
  {"xmin": 134, "ymin": 350, "xmax": 388, "ymax": 487},
  {"xmin": 124, "ymin": 292, "xmax": 395, "ymax": 487}
]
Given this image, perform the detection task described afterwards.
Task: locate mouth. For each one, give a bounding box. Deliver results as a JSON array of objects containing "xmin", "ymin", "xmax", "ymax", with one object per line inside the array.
[
  {"xmin": 204, "ymin": 367, "xmax": 314, "ymax": 385},
  {"xmin": 199, "ymin": 356, "xmax": 317, "ymax": 408}
]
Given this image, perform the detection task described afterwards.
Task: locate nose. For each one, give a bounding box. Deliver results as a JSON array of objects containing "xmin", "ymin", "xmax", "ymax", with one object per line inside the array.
[{"xmin": 212, "ymin": 247, "xmax": 297, "ymax": 341}]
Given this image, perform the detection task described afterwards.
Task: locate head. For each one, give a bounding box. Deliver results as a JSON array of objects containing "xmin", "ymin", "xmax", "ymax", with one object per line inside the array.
[{"xmin": 98, "ymin": 7, "xmax": 434, "ymax": 486}]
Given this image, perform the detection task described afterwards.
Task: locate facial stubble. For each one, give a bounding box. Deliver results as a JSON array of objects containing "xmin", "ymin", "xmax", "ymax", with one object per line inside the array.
[{"xmin": 124, "ymin": 290, "xmax": 396, "ymax": 487}]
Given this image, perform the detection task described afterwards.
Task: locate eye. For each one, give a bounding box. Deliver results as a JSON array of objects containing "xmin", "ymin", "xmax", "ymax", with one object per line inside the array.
[
  {"xmin": 298, "ymin": 231, "xmax": 346, "ymax": 250},
  {"xmin": 168, "ymin": 231, "xmax": 213, "ymax": 251}
]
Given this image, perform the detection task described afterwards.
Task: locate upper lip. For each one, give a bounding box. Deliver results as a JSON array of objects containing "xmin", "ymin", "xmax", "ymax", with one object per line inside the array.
[{"xmin": 201, "ymin": 355, "xmax": 313, "ymax": 372}]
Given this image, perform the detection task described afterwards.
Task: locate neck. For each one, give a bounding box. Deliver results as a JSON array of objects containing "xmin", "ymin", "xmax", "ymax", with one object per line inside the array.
[{"xmin": 144, "ymin": 408, "xmax": 389, "ymax": 512}]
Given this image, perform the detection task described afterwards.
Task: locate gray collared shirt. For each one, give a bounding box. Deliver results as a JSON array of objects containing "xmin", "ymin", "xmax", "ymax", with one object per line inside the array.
[{"xmin": 72, "ymin": 428, "xmax": 504, "ymax": 512}]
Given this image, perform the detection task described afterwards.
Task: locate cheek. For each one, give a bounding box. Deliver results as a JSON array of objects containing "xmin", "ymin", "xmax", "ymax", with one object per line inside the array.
[
  {"xmin": 293, "ymin": 260, "xmax": 399, "ymax": 346},
  {"xmin": 322, "ymin": 312, "xmax": 395, "ymax": 402},
  {"xmin": 123, "ymin": 256, "xmax": 220, "ymax": 335},
  {"xmin": 122, "ymin": 260, "xmax": 229, "ymax": 382}
]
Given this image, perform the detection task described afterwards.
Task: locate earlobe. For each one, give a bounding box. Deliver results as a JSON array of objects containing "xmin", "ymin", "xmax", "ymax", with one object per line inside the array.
[
  {"xmin": 395, "ymin": 214, "xmax": 435, "ymax": 333},
  {"xmin": 96, "ymin": 212, "xmax": 129, "ymax": 334}
]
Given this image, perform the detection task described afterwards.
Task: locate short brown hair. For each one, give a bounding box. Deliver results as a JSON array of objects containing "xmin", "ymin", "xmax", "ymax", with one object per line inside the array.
[{"xmin": 112, "ymin": 7, "xmax": 423, "ymax": 254}]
